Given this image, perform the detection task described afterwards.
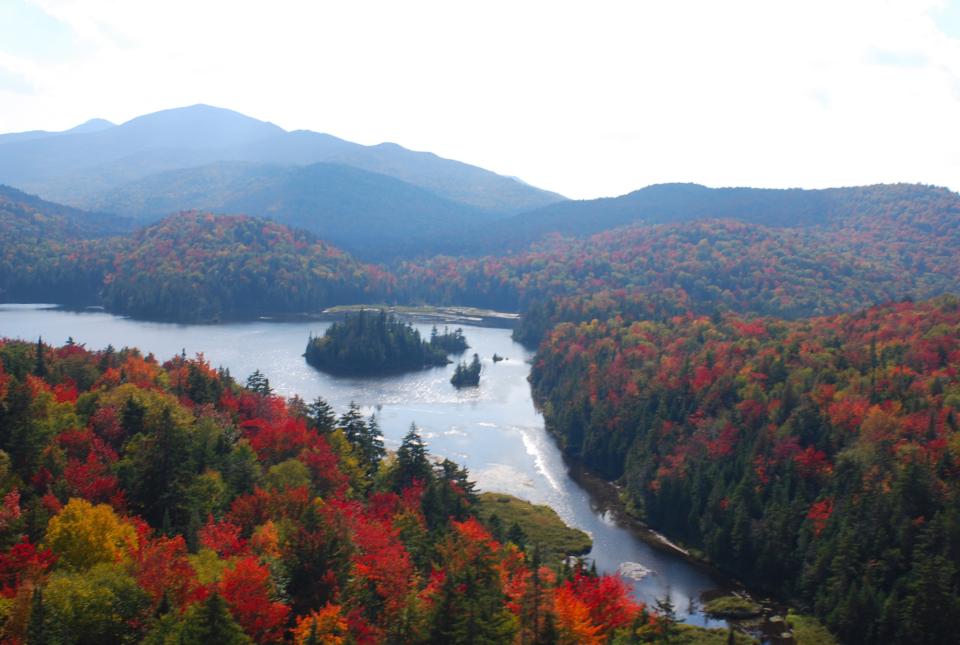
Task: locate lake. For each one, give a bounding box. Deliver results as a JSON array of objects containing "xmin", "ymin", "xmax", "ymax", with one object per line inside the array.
[{"xmin": 0, "ymin": 304, "xmax": 732, "ymax": 626}]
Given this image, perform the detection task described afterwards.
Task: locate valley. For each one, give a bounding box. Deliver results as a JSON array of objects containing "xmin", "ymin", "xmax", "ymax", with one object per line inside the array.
[{"xmin": 1, "ymin": 104, "xmax": 958, "ymax": 644}]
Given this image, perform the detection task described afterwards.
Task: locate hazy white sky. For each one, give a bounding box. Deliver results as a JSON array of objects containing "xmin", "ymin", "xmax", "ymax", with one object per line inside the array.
[{"xmin": 1, "ymin": 0, "xmax": 959, "ymax": 199}]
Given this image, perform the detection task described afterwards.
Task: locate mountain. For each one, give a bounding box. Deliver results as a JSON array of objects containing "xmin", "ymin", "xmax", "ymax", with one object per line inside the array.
[
  {"xmin": 483, "ymin": 182, "xmax": 952, "ymax": 249},
  {"xmin": 0, "ymin": 184, "xmax": 130, "ymax": 239},
  {"xmin": 84, "ymin": 161, "xmax": 501, "ymax": 259},
  {"xmin": 0, "ymin": 117, "xmax": 115, "ymax": 146},
  {"xmin": 0, "ymin": 104, "xmax": 564, "ymax": 214},
  {"xmin": 0, "ymin": 185, "xmax": 126, "ymax": 304}
]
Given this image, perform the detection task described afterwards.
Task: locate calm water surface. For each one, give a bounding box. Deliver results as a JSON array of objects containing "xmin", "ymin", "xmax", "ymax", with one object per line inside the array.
[{"xmin": 0, "ymin": 304, "xmax": 731, "ymax": 626}]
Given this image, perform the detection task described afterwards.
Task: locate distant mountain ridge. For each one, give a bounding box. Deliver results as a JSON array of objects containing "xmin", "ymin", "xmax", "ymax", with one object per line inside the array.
[
  {"xmin": 469, "ymin": 181, "xmax": 960, "ymax": 253},
  {"xmin": 0, "ymin": 117, "xmax": 115, "ymax": 146},
  {"xmin": 86, "ymin": 161, "xmax": 501, "ymax": 259},
  {"xmin": 0, "ymin": 104, "xmax": 565, "ymax": 214}
]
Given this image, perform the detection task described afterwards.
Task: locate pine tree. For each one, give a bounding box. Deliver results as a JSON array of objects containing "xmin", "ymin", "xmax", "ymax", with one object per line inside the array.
[
  {"xmin": 179, "ymin": 592, "xmax": 252, "ymax": 645},
  {"xmin": 307, "ymin": 397, "xmax": 337, "ymax": 433},
  {"xmin": 27, "ymin": 586, "xmax": 50, "ymax": 645},
  {"xmin": 245, "ymin": 369, "xmax": 272, "ymax": 396},
  {"xmin": 33, "ymin": 337, "xmax": 46, "ymax": 378},
  {"xmin": 654, "ymin": 594, "xmax": 677, "ymax": 643},
  {"xmin": 395, "ymin": 424, "xmax": 432, "ymax": 489},
  {"xmin": 120, "ymin": 396, "xmax": 146, "ymax": 437},
  {"xmin": 338, "ymin": 404, "xmax": 385, "ymax": 477},
  {"xmin": 507, "ymin": 522, "xmax": 527, "ymax": 550}
]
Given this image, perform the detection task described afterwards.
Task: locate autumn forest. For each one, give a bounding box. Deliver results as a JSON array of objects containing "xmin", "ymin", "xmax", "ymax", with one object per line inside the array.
[{"xmin": 2, "ymin": 106, "xmax": 960, "ymax": 645}]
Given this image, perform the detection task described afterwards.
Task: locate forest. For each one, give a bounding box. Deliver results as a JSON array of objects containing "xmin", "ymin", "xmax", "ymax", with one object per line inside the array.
[
  {"xmin": 529, "ymin": 297, "xmax": 960, "ymax": 645},
  {"xmin": 3, "ymin": 178, "xmax": 960, "ymax": 642},
  {"xmin": 398, "ymin": 183, "xmax": 960, "ymax": 345},
  {"xmin": 0, "ymin": 337, "xmax": 680, "ymax": 644},
  {"xmin": 0, "ymin": 192, "xmax": 391, "ymax": 322},
  {"xmin": 4, "ymin": 182, "xmax": 960, "ymax": 333}
]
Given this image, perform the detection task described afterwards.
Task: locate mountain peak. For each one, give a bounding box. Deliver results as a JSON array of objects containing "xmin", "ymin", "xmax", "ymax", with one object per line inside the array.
[
  {"xmin": 115, "ymin": 104, "xmax": 285, "ymax": 149},
  {"xmin": 66, "ymin": 118, "xmax": 115, "ymax": 134}
]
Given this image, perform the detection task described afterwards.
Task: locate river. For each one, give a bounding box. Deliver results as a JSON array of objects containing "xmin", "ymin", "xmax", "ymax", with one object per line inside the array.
[{"xmin": 0, "ymin": 303, "xmax": 734, "ymax": 627}]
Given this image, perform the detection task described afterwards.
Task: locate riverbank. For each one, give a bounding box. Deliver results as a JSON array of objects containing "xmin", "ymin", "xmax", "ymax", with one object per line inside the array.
[
  {"xmin": 564, "ymin": 459, "xmax": 731, "ymax": 577},
  {"xmin": 561, "ymin": 458, "xmax": 837, "ymax": 645},
  {"xmin": 47, "ymin": 302, "xmax": 522, "ymax": 329},
  {"xmin": 476, "ymin": 492, "xmax": 592, "ymax": 564}
]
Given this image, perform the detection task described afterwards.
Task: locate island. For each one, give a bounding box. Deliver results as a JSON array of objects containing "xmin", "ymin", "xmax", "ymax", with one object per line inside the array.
[
  {"xmin": 429, "ymin": 325, "xmax": 468, "ymax": 354},
  {"xmin": 450, "ymin": 353, "xmax": 482, "ymax": 388},
  {"xmin": 305, "ymin": 310, "xmax": 466, "ymax": 375}
]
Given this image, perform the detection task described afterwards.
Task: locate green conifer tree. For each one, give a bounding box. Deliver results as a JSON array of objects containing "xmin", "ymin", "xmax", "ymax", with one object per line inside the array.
[{"xmin": 179, "ymin": 592, "xmax": 252, "ymax": 645}]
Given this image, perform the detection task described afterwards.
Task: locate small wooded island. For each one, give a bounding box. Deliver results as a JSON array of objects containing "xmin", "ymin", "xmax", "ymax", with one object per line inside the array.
[
  {"xmin": 305, "ymin": 310, "xmax": 468, "ymax": 375},
  {"xmin": 450, "ymin": 353, "xmax": 482, "ymax": 388}
]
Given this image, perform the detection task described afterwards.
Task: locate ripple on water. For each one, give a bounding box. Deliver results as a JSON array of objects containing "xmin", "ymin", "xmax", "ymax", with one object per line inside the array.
[
  {"xmin": 473, "ymin": 463, "xmax": 536, "ymax": 496},
  {"xmin": 520, "ymin": 427, "xmax": 562, "ymax": 493}
]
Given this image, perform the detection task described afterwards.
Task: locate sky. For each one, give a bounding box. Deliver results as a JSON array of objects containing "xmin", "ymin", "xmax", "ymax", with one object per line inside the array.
[{"xmin": 1, "ymin": 0, "xmax": 959, "ymax": 200}]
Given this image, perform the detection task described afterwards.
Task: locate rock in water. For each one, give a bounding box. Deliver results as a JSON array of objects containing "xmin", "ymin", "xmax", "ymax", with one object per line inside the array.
[{"xmin": 618, "ymin": 561, "xmax": 653, "ymax": 580}]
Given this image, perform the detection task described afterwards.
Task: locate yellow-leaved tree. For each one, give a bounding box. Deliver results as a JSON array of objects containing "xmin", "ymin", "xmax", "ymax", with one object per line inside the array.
[{"xmin": 43, "ymin": 498, "xmax": 138, "ymax": 570}]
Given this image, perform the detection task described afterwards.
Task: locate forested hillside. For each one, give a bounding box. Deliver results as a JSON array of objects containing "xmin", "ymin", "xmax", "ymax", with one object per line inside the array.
[
  {"xmin": 399, "ymin": 184, "xmax": 960, "ymax": 344},
  {"xmin": 100, "ymin": 212, "xmax": 392, "ymax": 321},
  {"xmin": 474, "ymin": 182, "xmax": 960, "ymax": 253},
  {"xmin": 0, "ymin": 187, "xmax": 124, "ymax": 305},
  {"xmin": 0, "ymin": 194, "xmax": 391, "ymax": 322},
  {"xmin": 0, "ymin": 338, "xmax": 656, "ymax": 643},
  {"xmin": 529, "ymin": 297, "xmax": 960, "ymax": 644}
]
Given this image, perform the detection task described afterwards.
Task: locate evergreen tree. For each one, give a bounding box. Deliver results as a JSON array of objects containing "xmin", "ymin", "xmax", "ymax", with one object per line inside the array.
[
  {"xmin": 117, "ymin": 405, "xmax": 194, "ymax": 528},
  {"xmin": 338, "ymin": 404, "xmax": 384, "ymax": 477},
  {"xmin": 395, "ymin": 424, "xmax": 432, "ymax": 489},
  {"xmin": 654, "ymin": 594, "xmax": 677, "ymax": 643},
  {"xmin": 179, "ymin": 592, "xmax": 252, "ymax": 645},
  {"xmin": 507, "ymin": 522, "xmax": 527, "ymax": 550},
  {"xmin": 245, "ymin": 370, "xmax": 272, "ymax": 396},
  {"xmin": 307, "ymin": 396, "xmax": 337, "ymax": 433},
  {"xmin": 27, "ymin": 586, "xmax": 50, "ymax": 645},
  {"xmin": 32, "ymin": 337, "xmax": 46, "ymax": 378},
  {"xmin": 363, "ymin": 414, "xmax": 387, "ymax": 473},
  {"xmin": 120, "ymin": 396, "xmax": 146, "ymax": 438}
]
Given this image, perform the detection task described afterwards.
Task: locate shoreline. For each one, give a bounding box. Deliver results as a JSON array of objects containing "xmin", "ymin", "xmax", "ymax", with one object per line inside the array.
[
  {"xmin": 559, "ymin": 455, "xmax": 801, "ymax": 644},
  {"xmin": 36, "ymin": 302, "xmax": 521, "ymax": 329}
]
